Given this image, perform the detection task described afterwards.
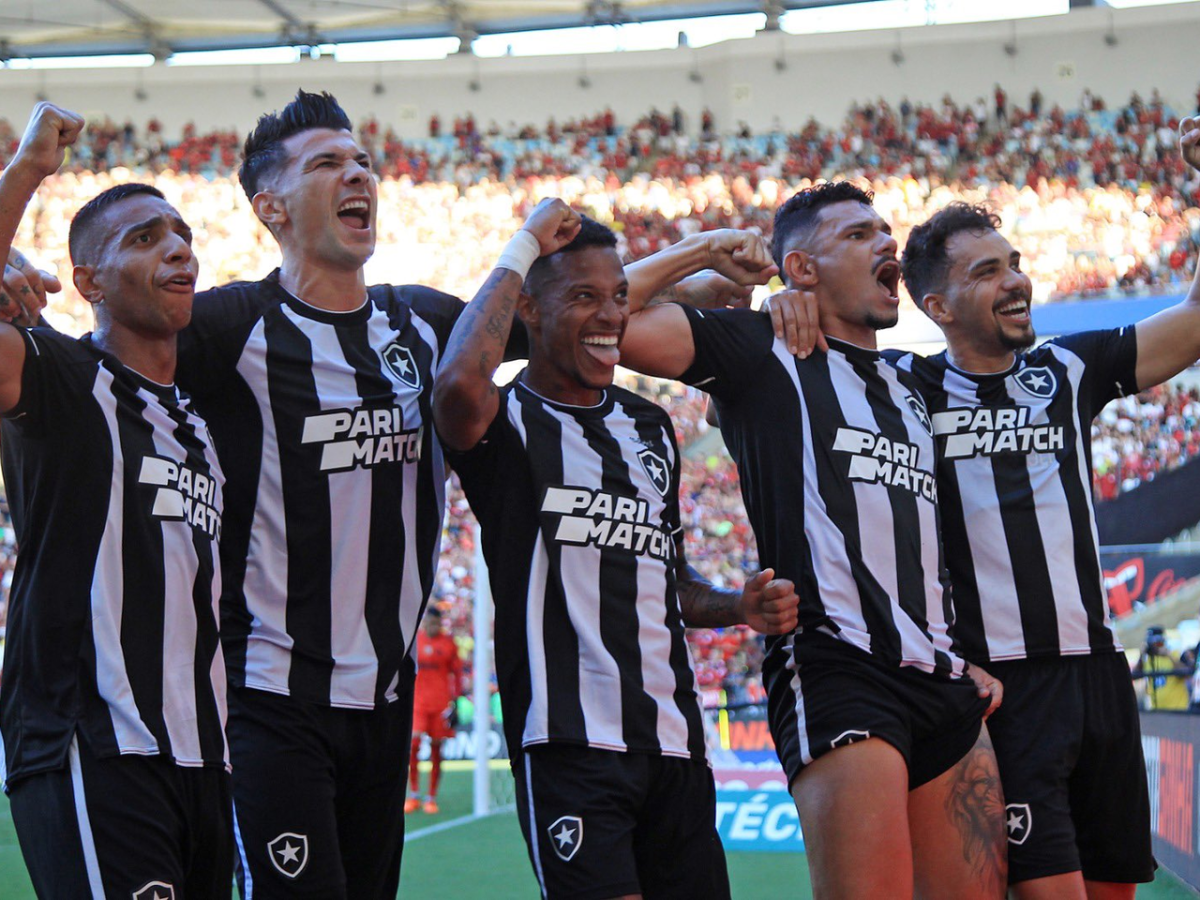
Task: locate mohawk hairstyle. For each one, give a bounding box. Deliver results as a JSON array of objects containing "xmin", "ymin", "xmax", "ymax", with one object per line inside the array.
[
  {"xmin": 238, "ymin": 90, "xmax": 353, "ymax": 201},
  {"xmin": 524, "ymin": 215, "xmax": 618, "ymax": 297},
  {"xmin": 901, "ymin": 202, "xmax": 1002, "ymax": 308},
  {"xmin": 68, "ymin": 182, "xmax": 166, "ymax": 265},
  {"xmin": 771, "ymin": 181, "xmax": 874, "ymax": 273}
]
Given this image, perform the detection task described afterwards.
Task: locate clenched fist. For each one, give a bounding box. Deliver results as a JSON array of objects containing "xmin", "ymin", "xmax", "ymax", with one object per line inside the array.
[{"xmin": 11, "ymin": 102, "xmax": 86, "ymax": 183}]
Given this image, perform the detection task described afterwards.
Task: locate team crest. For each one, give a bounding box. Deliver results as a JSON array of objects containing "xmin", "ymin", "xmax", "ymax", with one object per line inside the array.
[
  {"xmin": 381, "ymin": 342, "xmax": 421, "ymax": 390},
  {"xmin": 1005, "ymin": 803, "xmax": 1033, "ymax": 845},
  {"xmin": 905, "ymin": 395, "xmax": 933, "ymax": 436},
  {"xmin": 132, "ymin": 882, "xmax": 176, "ymax": 900},
  {"xmin": 547, "ymin": 815, "xmax": 584, "ymax": 862},
  {"xmin": 637, "ymin": 448, "xmax": 670, "ymax": 497},
  {"xmin": 268, "ymin": 832, "xmax": 309, "ymax": 879},
  {"xmin": 1014, "ymin": 367, "xmax": 1056, "ymax": 399},
  {"xmin": 830, "ymin": 729, "xmax": 871, "ymax": 749}
]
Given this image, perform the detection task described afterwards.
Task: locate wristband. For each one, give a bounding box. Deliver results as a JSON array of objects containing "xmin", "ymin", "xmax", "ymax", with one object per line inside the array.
[{"xmin": 496, "ymin": 230, "xmax": 541, "ymax": 280}]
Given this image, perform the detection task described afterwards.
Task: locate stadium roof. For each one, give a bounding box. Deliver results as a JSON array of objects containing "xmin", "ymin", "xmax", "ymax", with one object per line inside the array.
[{"xmin": 0, "ymin": 1, "xmax": 862, "ymax": 59}]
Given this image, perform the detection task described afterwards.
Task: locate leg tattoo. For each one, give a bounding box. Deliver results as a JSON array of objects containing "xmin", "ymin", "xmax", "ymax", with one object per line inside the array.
[{"xmin": 944, "ymin": 731, "xmax": 1007, "ymax": 896}]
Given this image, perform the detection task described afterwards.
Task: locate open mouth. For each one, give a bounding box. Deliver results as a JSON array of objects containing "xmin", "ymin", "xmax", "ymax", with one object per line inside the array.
[
  {"xmin": 160, "ymin": 271, "xmax": 196, "ymax": 292},
  {"xmin": 581, "ymin": 334, "xmax": 620, "ymax": 367},
  {"xmin": 874, "ymin": 259, "xmax": 901, "ymax": 301},
  {"xmin": 337, "ymin": 197, "xmax": 371, "ymax": 231},
  {"xmin": 996, "ymin": 296, "xmax": 1031, "ymax": 322}
]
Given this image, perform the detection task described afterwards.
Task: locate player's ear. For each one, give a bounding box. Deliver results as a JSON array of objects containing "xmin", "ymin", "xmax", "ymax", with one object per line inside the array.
[
  {"xmin": 516, "ymin": 290, "xmax": 540, "ymax": 330},
  {"xmin": 251, "ymin": 190, "xmax": 286, "ymax": 231},
  {"xmin": 922, "ymin": 291, "xmax": 950, "ymax": 324},
  {"xmin": 73, "ymin": 265, "xmax": 103, "ymax": 306},
  {"xmin": 783, "ymin": 249, "xmax": 818, "ymax": 290}
]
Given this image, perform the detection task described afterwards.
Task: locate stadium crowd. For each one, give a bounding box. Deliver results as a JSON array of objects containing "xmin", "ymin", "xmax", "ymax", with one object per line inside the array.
[{"xmin": 1, "ymin": 84, "xmax": 1199, "ymax": 707}]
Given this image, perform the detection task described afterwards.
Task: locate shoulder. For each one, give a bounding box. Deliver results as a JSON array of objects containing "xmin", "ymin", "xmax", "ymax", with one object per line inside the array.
[
  {"xmin": 371, "ymin": 283, "xmax": 463, "ymax": 329},
  {"xmin": 191, "ymin": 279, "xmax": 283, "ymax": 335}
]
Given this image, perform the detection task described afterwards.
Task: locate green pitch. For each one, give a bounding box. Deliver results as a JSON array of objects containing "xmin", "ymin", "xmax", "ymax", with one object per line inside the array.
[{"xmin": 0, "ymin": 765, "xmax": 1194, "ymax": 898}]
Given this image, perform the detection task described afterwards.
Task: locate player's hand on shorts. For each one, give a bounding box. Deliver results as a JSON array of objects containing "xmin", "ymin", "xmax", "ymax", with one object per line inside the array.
[
  {"xmin": 765, "ymin": 288, "xmax": 827, "ymax": 360},
  {"xmin": 700, "ymin": 230, "xmax": 779, "ymax": 288},
  {"xmin": 11, "ymin": 102, "xmax": 85, "ymax": 184},
  {"xmin": 2, "ymin": 248, "xmax": 59, "ymax": 326},
  {"xmin": 521, "ymin": 198, "xmax": 583, "ymax": 256},
  {"xmin": 1181, "ymin": 116, "xmax": 1200, "ymax": 173},
  {"xmin": 740, "ymin": 568, "xmax": 799, "ymax": 635},
  {"xmin": 966, "ymin": 663, "xmax": 1004, "ymax": 720},
  {"xmin": 668, "ymin": 269, "xmax": 754, "ymax": 310}
]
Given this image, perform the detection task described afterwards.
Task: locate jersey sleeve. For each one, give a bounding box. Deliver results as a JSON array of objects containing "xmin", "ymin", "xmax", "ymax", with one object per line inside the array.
[
  {"xmin": 2, "ymin": 328, "xmax": 89, "ymax": 430},
  {"xmin": 441, "ymin": 389, "xmax": 523, "ymax": 529},
  {"xmin": 677, "ymin": 305, "xmax": 775, "ymax": 403},
  {"xmin": 1051, "ymin": 326, "xmax": 1139, "ymax": 413}
]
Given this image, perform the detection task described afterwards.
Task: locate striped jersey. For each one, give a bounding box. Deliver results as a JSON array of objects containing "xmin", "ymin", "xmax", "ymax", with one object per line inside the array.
[
  {"xmin": 446, "ymin": 379, "xmax": 707, "ymax": 762},
  {"xmin": 892, "ymin": 327, "xmax": 1138, "ymax": 662},
  {"xmin": 177, "ymin": 271, "xmax": 461, "ymax": 709},
  {"xmin": 0, "ymin": 329, "xmax": 227, "ymax": 786},
  {"xmin": 678, "ymin": 306, "xmax": 966, "ymax": 677}
]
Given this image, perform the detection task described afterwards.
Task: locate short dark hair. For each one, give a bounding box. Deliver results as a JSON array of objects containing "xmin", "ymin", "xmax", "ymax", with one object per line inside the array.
[
  {"xmin": 68, "ymin": 183, "xmax": 166, "ymax": 265},
  {"xmin": 238, "ymin": 90, "xmax": 352, "ymax": 201},
  {"xmin": 771, "ymin": 181, "xmax": 874, "ymax": 272},
  {"xmin": 901, "ymin": 203, "xmax": 1002, "ymax": 307},
  {"xmin": 525, "ymin": 215, "xmax": 619, "ymax": 298}
]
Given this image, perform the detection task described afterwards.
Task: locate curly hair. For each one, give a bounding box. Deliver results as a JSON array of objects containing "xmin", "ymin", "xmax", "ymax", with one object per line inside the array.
[{"xmin": 901, "ymin": 203, "xmax": 1002, "ymax": 307}]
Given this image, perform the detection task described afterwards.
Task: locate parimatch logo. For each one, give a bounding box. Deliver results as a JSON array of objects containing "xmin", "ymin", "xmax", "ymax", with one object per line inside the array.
[
  {"xmin": 138, "ymin": 456, "xmax": 221, "ymax": 540},
  {"xmin": 931, "ymin": 406, "xmax": 1065, "ymax": 460},
  {"xmin": 301, "ymin": 406, "xmax": 422, "ymax": 472},
  {"xmin": 832, "ymin": 428, "xmax": 937, "ymax": 501},
  {"xmin": 541, "ymin": 486, "xmax": 672, "ymax": 561}
]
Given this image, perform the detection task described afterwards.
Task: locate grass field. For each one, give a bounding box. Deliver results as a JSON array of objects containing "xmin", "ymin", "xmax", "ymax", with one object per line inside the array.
[{"xmin": 0, "ymin": 763, "xmax": 1194, "ymax": 898}]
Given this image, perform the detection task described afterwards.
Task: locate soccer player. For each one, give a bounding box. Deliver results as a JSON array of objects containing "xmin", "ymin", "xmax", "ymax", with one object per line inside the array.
[
  {"xmin": 0, "ymin": 103, "xmax": 232, "ymax": 897},
  {"xmin": 174, "ymin": 89, "xmax": 777, "ymax": 897},
  {"xmin": 892, "ymin": 118, "xmax": 1200, "ymax": 898},
  {"xmin": 617, "ymin": 182, "xmax": 1008, "ymax": 899},
  {"xmin": 406, "ymin": 608, "xmax": 464, "ymax": 814},
  {"xmin": 433, "ymin": 198, "xmax": 800, "ymax": 899}
]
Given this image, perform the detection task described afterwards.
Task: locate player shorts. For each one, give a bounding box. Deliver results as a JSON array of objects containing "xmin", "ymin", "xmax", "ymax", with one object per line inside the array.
[
  {"xmin": 8, "ymin": 733, "xmax": 232, "ymax": 899},
  {"xmin": 985, "ymin": 651, "xmax": 1156, "ymax": 885},
  {"xmin": 226, "ymin": 657, "xmax": 415, "ymax": 899},
  {"xmin": 512, "ymin": 744, "xmax": 731, "ymax": 900},
  {"xmin": 765, "ymin": 629, "xmax": 989, "ymax": 790},
  {"xmin": 413, "ymin": 703, "xmax": 455, "ymax": 741}
]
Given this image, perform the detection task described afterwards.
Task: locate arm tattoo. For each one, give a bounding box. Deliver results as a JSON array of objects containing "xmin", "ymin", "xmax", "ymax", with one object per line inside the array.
[
  {"xmin": 484, "ymin": 291, "xmax": 516, "ymax": 341},
  {"xmin": 647, "ymin": 283, "xmax": 683, "ymax": 308},
  {"xmin": 944, "ymin": 730, "xmax": 1007, "ymax": 897},
  {"xmin": 677, "ymin": 566, "xmax": 742, "ymax": 628}
]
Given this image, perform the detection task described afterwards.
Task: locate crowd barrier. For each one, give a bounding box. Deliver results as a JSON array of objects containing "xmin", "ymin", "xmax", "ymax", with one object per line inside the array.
[{"xmin": 1141, "ymin": 711, "xmax": 1200, "ymax": 890}]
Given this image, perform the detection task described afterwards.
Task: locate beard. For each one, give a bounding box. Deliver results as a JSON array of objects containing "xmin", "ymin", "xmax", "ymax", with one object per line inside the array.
[{"xmin": 999, "ymin": 325, "xmax": 1037, "ymax": 351}]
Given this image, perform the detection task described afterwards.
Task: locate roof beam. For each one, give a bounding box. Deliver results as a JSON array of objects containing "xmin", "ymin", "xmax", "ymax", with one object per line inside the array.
[
  {"xmin": 254, "ymin": 0, "xmax": 305, "ymax": 29},
  {"xmin": 97, "ymin": 0, "xmax": 155, "ymax": 29}
]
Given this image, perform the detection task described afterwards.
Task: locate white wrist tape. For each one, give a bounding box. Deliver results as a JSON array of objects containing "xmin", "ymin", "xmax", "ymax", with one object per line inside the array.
[{"xmin": 496, "ymin": 230, "xmax": 541, "ymax": 280}]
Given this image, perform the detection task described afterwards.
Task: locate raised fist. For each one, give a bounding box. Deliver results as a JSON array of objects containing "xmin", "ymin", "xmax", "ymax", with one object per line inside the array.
[
  {"xmin": 700, "ymin": 230, "xmax": 779, "ymax": 287},
  {"xmin": 1181, "ymin": 116, "xmax": 1200, "ymax": 174},
  {"xmin": 12, "ymin": 102, "xmax": 86, "ymax": 182},
  {"xmin": 521, "ymin": 198, "xmax": 583, "ymax": 257}
]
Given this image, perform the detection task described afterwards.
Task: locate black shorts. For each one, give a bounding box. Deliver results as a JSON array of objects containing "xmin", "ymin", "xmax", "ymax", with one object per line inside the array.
[
  {"xmin": 986, "ymin": 652, "xmax": 1155, "ymax": 885},
  {"xmin": 512, "ymin": 744, "xmax": 730, "ymax": 900},
  {"xmin": 227, "ymin": 659, "xmax": 415, "ymax": 899},
  {"xmin": 8, "ymin": 734, "xmax": 233, "ymax": 899},
  {"xmin": 765, "ymin": 629, "xmax": 988, "ymax": 789}
]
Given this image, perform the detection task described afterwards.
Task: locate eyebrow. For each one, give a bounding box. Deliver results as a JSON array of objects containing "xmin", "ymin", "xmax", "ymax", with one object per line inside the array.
[
  {"xmin": 119, "ymin": 215, "xmax": 192, "ymax": 243},
  {"xmin": 842, "ymin": 217, "xmax": 890, "ymax": 235},
  {"xmin": 304, "ymin": 150, "xmax": 372, "ymax": 167},
  {"xmin": 967, "ymin": 255, "xmax": 1006, "ymax": 276}
]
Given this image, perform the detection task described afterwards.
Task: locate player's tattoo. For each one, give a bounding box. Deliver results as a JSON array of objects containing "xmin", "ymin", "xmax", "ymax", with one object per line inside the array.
[
  {"xmin": 20, "ymin": 285, "xmax": 30, "ymax": 295},
  {"xmin": 676, "ymin": 559, "xmax": 742, "ymax": 628},
  {"xmin": 0, "ymin": 290, "xmax": 13, "ymax": 311},
  {"xmin": 479, "ymin": 351, "xmax": 496, "ymax": 395},
  {"xmin": 944, "ymin": 730, "xmax": 1006, "ymax": 896},
  {"xmin": 484, "ymin": 290, "xmax": 516, "ymax": 342},
  {"xmin": 648, "ymin": 283, "xmax": 682, "ymax": 307}
]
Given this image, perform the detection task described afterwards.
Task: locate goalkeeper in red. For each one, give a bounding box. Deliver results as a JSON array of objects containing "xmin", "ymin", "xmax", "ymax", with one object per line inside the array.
[{"xmin": 406, "ymin": 608, "xmax": 464, "ymax": 814}]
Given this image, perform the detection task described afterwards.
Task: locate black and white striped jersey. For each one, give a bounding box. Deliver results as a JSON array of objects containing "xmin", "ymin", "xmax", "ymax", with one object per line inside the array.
[
  {"xmin": 678, "ymin": 306, "xmax": 965, "ymax": 678},
  {"xmin": 445, "ymin": 379, "xmax": 707, "ymax": 762},
  {"xmin": 177, "ymin": 271, "xmax": 461, "ymax": 710},
  {"xmin": 0, "ymin": 329, "xmax": 227, "ymax": 786},
  {"xmin": 891, "ymin": 327, "xmax": 1138, "ymax": 663}
]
